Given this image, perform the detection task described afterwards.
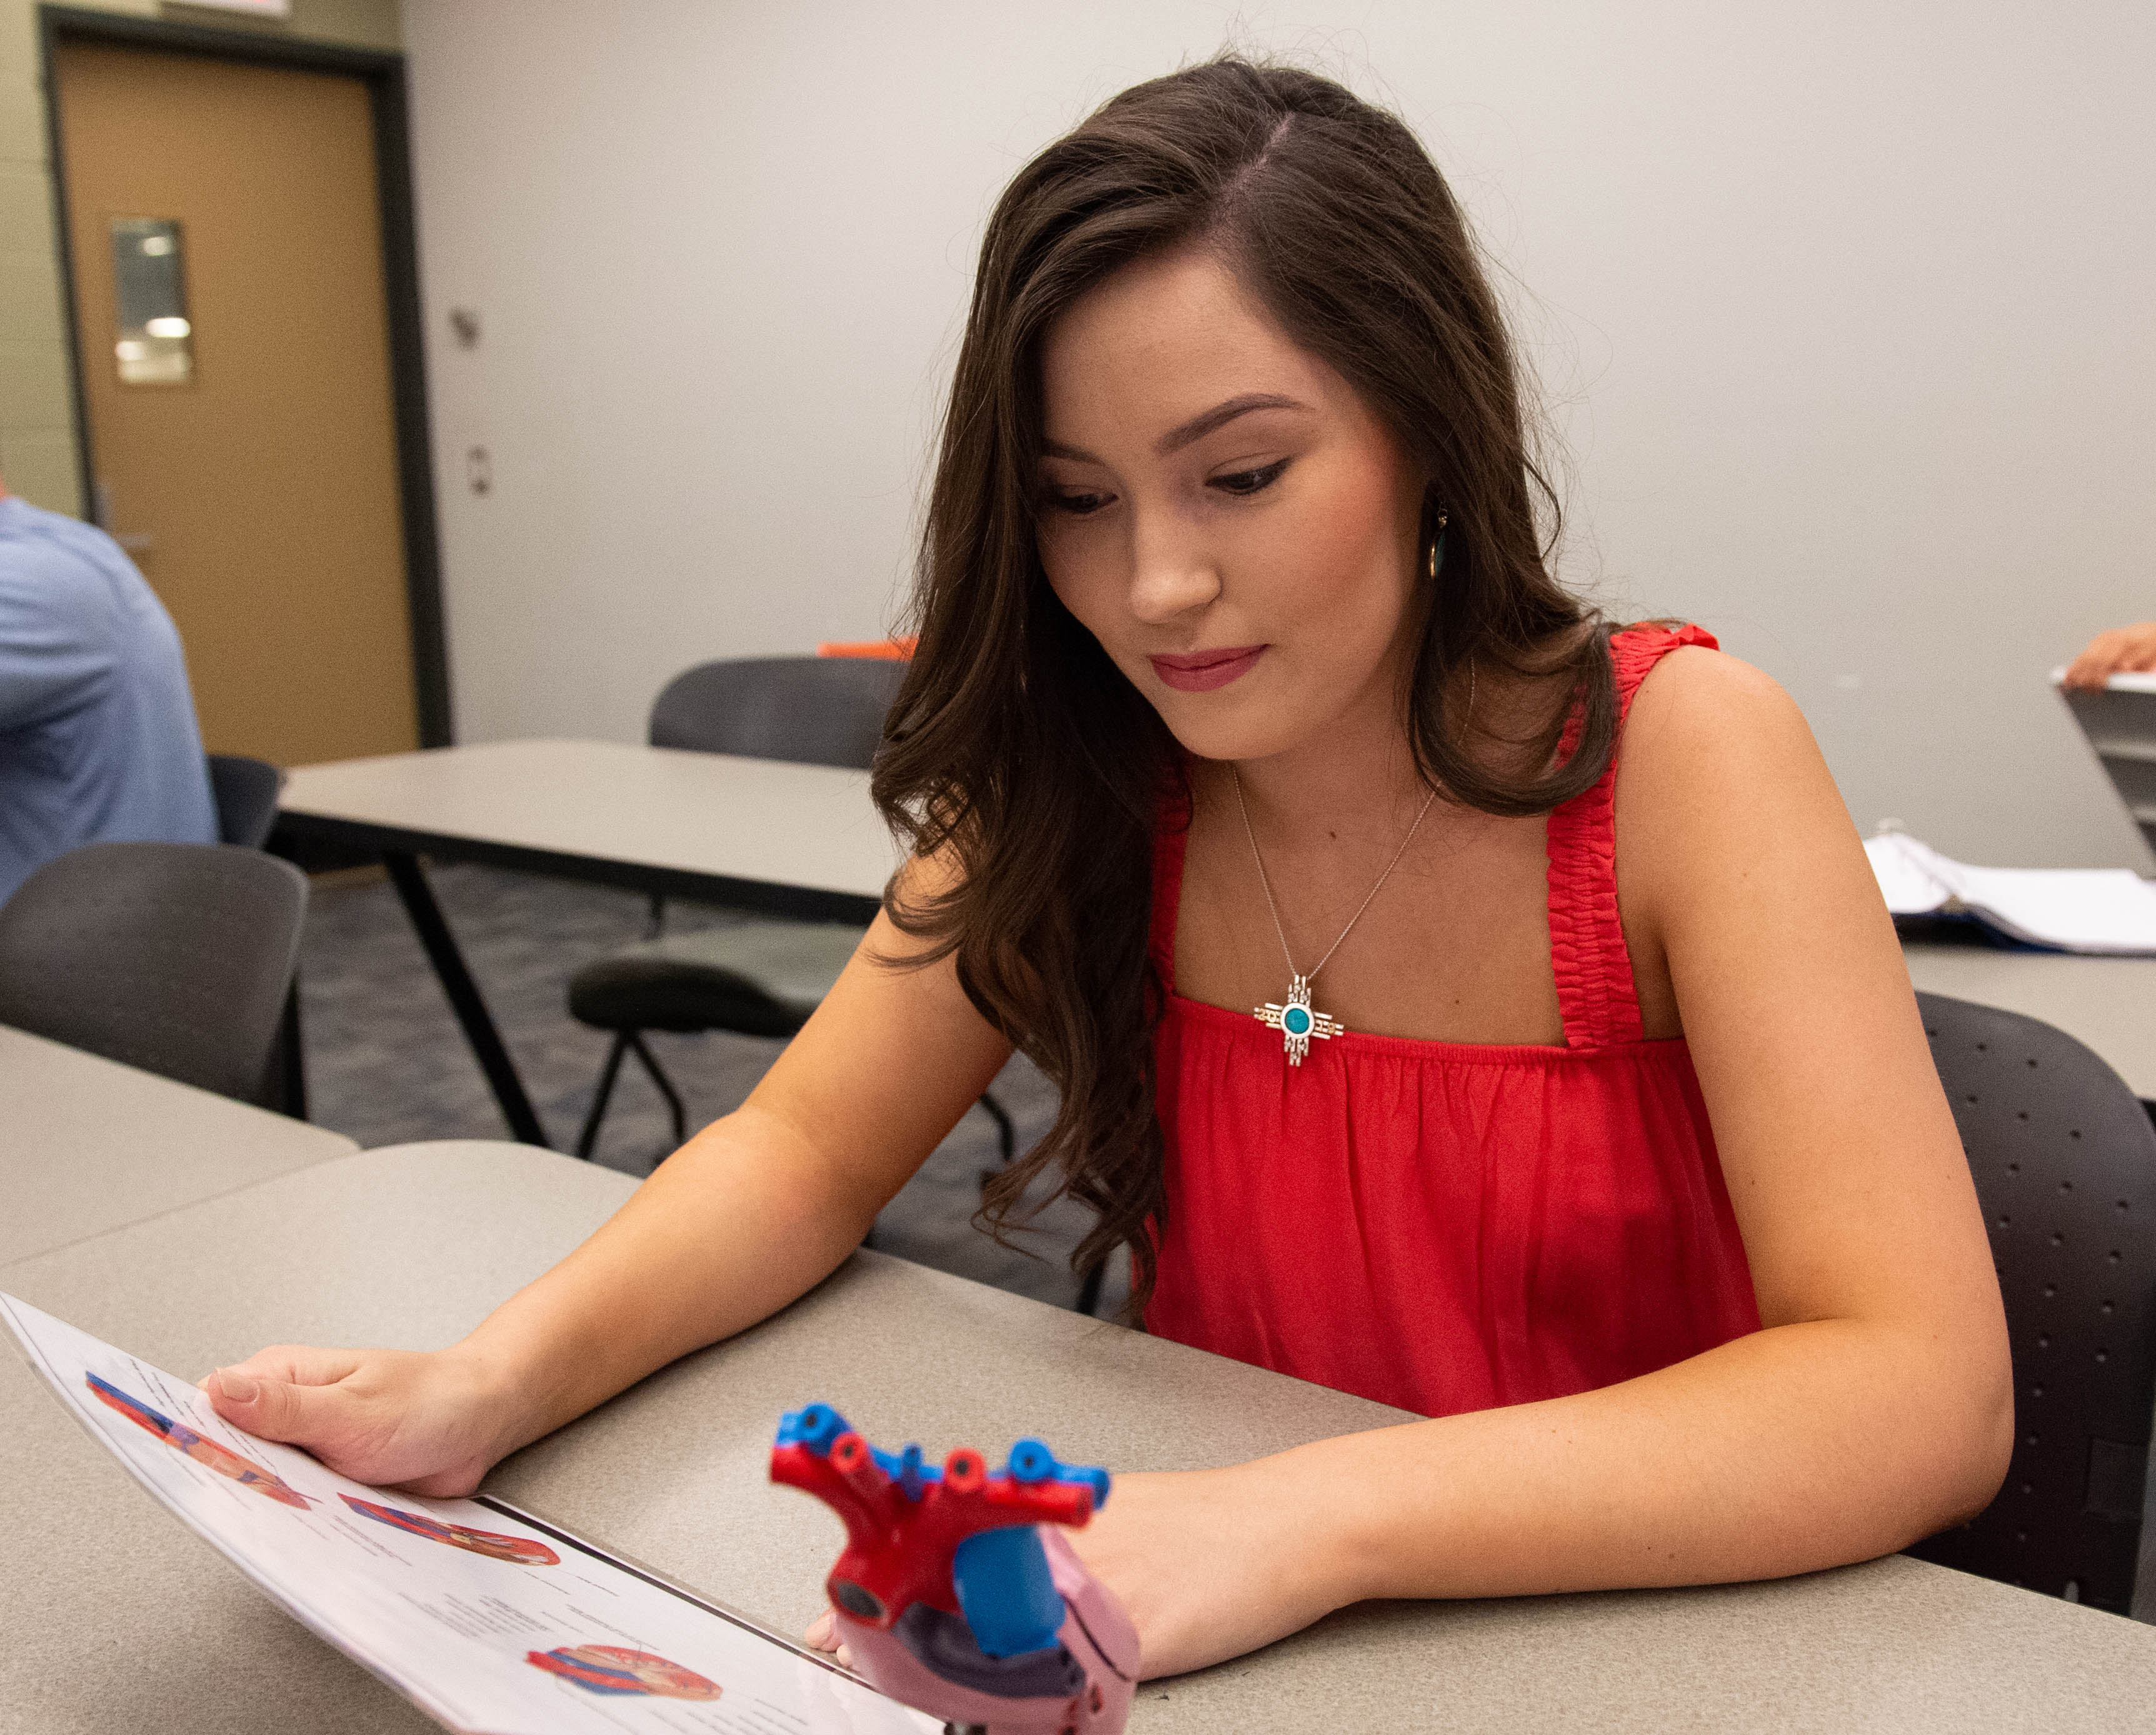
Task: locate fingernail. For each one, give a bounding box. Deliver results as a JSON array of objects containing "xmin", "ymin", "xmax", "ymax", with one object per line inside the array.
[
  {"xmin": 215, "ymin": 1370, "xmax": 258, "ymax": 1403},
  {"xmin": 805, "ymin": 1611, "xmax": 831, "ymax": 1646}
]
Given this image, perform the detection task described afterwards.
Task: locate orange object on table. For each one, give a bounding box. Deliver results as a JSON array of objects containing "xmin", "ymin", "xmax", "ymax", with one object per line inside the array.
[{"xmin": 816, "ymin": 638, "xmax": 915, "ymax": 660}]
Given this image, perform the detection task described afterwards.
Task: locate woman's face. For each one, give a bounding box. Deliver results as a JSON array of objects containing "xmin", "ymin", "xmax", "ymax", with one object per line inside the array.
[{"xmin": 1036, "ymin": 246, "xmax": 1426, "ymax": 764}]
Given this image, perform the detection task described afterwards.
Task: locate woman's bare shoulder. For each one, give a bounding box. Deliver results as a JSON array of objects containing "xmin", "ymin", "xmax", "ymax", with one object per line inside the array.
[
  {"xmin": 1615, "ymin": 641, "xmax": 1871, "ymax": 935},
  {"xmin": 1625, "ymin": 640, "xmax": 1804, "ymax": 745}
]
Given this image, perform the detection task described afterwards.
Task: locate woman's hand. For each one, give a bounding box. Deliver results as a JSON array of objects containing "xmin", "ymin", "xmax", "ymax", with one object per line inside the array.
[
  {"xmin": 198, "ymin": 1343, "xmax": 527, "ymax": 1498},
  {"xmin": 801, "ymin": 1462, "xmax": 1346, "ymax": 1682},
  {"xmin": 1061, "ymin": 1464, "xmax": 1348, "ymax": 1679},
  {"xmin": 2063, "ymin": 621, "xmax": 2156, "ymax": 689}
]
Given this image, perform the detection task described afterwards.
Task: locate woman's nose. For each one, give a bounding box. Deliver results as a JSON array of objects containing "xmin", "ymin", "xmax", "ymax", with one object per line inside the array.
[{"xmin": 1127, "ymin": 518, "xmax": 1220, "ymax": 625}]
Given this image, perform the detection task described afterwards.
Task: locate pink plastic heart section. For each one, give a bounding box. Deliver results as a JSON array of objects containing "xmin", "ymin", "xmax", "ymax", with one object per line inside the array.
[{"xmin": 835, "ymin": 1527, "xmax": 1138, "ymax": 1735}]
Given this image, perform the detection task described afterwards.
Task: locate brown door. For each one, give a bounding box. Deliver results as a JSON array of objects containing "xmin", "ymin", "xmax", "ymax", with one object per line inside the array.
[{"xmin": 52, "ymin": 41, "xmax": 419, "ymax": 767}]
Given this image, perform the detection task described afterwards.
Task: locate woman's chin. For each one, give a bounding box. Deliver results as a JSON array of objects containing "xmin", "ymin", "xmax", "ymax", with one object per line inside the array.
[{"xmin": 1151, "ymin": 697, "xmax": 1307, "ymax": 766}]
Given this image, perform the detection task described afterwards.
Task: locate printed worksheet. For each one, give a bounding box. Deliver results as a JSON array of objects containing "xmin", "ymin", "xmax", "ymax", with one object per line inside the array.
[{"xmin": 1, "ymin": 1291, "xmax": 936, "ymax": 1735}]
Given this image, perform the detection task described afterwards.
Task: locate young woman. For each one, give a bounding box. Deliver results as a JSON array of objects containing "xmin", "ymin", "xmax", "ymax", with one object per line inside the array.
[{"xmin": 203, "ymin": 59, "xmax": 2010, "ymax": 1679}]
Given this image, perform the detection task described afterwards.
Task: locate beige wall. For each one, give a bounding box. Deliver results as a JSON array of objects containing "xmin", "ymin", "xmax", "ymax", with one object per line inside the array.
[
  {"xmin": 0, "ymin": 0, "xmax": 400, "ymax": 517},
  {"xmin": 404, "ymin": 1, "xmax": 2156, "ymax": 869}
]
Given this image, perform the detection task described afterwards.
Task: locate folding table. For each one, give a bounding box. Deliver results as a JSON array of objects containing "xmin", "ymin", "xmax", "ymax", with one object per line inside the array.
[
  {"xmin": 6, "ymin": 1140, "xmax": 2156, "ymax": 1732},
  {"xmin": 276, "ymin": 739, "xmax": 895, "ymax": 1147}
]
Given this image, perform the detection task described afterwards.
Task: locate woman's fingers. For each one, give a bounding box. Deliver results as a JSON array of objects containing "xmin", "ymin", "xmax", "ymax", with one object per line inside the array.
[
  {"xmin": 196, "ymin": 1344, "xmax": 359, "ymax": 1394},
  {"xmin": 799, "ymin": 1609, "xmax": 852, "ymax": 1668},
  {"xmin": 197, "ymin": 1346, "xmax": 501, "ymax": 1496},
  {"xmin": 204, "ymin": 1364, "xmax": 371, "ymax": 1456},
  {"xmin": 217, "ymin": 1344, "xmax": 366, "ymax": 1390}
]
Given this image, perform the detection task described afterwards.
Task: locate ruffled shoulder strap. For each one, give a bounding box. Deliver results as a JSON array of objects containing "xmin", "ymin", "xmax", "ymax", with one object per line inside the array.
[{"xmin": 1545, "ymin": 622, "xmax": 1718, "ymax": 1049}]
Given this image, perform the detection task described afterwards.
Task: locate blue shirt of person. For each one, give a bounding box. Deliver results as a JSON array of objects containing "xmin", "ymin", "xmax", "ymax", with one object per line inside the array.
[{"xmin": 0, "ymin": 493, "xmax": 217, "ymax": 902}]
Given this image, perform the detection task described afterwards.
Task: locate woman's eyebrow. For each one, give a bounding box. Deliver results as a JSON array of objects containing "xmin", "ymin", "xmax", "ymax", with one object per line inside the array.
[
  {"xmin": 1040, "ymin": 392, "xmax": 1313, "ymax": 466},
  {"xmin": 1156, "ymin": 392, "xmax": 1311, "ymax": 455}
]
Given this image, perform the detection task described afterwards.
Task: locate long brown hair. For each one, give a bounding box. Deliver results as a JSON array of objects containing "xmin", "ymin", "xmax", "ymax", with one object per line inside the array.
[{"xmin": 871, "ymin": 57, "xmax": 1616, "ymax": 1314}]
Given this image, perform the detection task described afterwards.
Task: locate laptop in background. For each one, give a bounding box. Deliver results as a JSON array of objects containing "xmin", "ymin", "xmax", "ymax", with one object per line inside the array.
[{"xmin": 2056, "ymin": 669, "xmax": 2156, "ymax": 859}]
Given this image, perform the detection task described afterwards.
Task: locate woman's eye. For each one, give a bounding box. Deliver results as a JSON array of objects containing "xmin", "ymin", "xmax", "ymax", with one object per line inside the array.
[
  {"xmin": 1208, "ymin": 458, "xmax": 1290, "ymax": 498},
  {"xmin": 1049, "ymin": 491, "xmax": 1111, "ymax": 518}
]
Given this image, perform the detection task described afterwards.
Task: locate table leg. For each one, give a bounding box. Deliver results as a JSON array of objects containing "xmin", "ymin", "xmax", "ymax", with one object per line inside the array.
[{"xmin": 381, "ymin": 851, "xmax": 551, "ymax": 1148}]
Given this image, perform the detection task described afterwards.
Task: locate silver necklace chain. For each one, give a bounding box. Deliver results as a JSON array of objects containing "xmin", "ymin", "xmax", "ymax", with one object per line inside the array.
[{"xmin": 1233, "ymin": 766, "xmax": 1439, "ymax": 986}]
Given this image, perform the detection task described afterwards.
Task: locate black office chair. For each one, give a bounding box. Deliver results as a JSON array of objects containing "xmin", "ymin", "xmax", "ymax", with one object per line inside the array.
[
  {"xmin": 0, "ymin": 841, "xmax": 308, "ymax": 1108},
  {"xmin": 204, "ymin": 752, "xmax": 308, "ymax": 1118},
  {"xmin": 568, "ymin": 656, "xmax": 1018, "ymax": 1185},
  {"xmin": 1904, "ymin": 992, "xmax": 2156, "ymax": 1615},
  {"xmin": 648, "ymin": 656, "xmax": 906, "ymax": 761},
  {"xmin": 208, "ymin": 753, "xmax": 283, "ymax": 849}
]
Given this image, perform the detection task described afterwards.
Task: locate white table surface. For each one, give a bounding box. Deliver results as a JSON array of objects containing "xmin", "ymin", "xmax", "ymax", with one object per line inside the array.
[
  {"xmin": 0, "ymin": 1024, "xmax": 357, "ymax": 1266},
  {"xmin": 1904, "ymin": 943, "xmax": 2156, "ymax": 1097},
  {"xmin": 5, "ymin": 1141, "xmax": 2154, "ymax": 1733},
  {"xmin": 281, "ymin": 738, "xmax": 898, "ymax": 902}
]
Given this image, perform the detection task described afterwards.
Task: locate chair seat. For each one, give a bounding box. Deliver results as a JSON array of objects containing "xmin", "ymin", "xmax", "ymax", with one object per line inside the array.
[{"xmin": 568, "ymin": 918, "xmax": 869, "ymax": 1039}]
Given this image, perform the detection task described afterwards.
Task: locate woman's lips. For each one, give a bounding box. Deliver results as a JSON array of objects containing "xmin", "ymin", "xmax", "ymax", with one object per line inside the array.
[{"xmin": 1149, "ymin": 645, "xmax": 1266, "ymax": 692}]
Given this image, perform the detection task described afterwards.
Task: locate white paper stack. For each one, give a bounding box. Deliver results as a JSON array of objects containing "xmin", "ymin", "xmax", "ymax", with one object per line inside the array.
[{"xmin": 1865, "ymin": 831, "xmax": 2156, "ymax": 955}]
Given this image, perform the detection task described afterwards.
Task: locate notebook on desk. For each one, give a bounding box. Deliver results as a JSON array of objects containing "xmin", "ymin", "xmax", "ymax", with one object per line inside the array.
[{"xmin": 1867, "ymin": 831, "xmax": 2156, "ymax": 955}]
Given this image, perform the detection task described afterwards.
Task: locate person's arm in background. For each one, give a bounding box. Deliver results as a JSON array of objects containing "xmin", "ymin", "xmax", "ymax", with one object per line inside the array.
[
  {"xmin": 2062, "ymin": 622, "xmax": 2156, "ymax": 691},
  {"xmin": 0, "ymin": 518, "xmax": 118, "ymax": 732}
]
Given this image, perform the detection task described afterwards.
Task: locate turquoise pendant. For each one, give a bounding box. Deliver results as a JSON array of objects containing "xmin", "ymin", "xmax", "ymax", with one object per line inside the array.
[{"xmin": 1254, "ymin": 974, "xmax": 1344, "ymax": 1068}]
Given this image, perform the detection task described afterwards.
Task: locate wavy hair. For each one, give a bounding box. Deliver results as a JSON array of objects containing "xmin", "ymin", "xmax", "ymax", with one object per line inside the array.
[{"xmin": 871, "ymin": 57, "xmax": 1616, "ymax": 1316}]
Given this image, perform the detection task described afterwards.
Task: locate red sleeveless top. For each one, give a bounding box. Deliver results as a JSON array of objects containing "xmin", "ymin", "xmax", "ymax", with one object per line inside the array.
[{"xmin": 1144, "ymin": 624, "xmax": 1760, "ymax": 1418}]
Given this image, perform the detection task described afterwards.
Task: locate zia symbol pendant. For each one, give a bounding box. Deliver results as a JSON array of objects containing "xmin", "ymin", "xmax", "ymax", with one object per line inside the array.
[{"xmin": 1254, "ymin": 974, "xmax": 1345, "ymax": 1068}]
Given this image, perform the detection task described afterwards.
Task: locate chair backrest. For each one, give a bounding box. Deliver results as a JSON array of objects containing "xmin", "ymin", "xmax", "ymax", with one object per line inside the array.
[
  {"xmin": 1905, "ymin": 991, "xmax": 2156, "ymax": 1613},
  {"xmin": 207, "ymin": 753, "xmax": 284, "ymax": 849},
  {"xmin": 0, "ymin": 841, "xmax": 308, "ymax": 1105},
  {"xmin": 648, "ymin": 656, "xmax": 906, "ymax": 771}
]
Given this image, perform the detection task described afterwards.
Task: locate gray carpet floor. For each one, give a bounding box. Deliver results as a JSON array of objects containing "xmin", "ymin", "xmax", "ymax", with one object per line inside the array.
[{"xmin": 297, "ymin": 862, "xmax": 1128, "ymax": 1314}]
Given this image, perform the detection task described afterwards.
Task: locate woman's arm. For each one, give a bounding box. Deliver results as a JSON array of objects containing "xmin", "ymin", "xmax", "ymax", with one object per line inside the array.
[
  {"xmin": 1066, "ymin": 648, "xmax": 2013, "ymax": 1677},
  {"xmin": 204, "ymin": 862, "xmax": 1017, "ymax": 1495}
]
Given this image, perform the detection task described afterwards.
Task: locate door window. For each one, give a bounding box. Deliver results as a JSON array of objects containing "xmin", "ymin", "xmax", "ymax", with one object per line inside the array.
[{"xmin": 109, "ymin": 216, "xmax": 192, "ymax": 384}]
